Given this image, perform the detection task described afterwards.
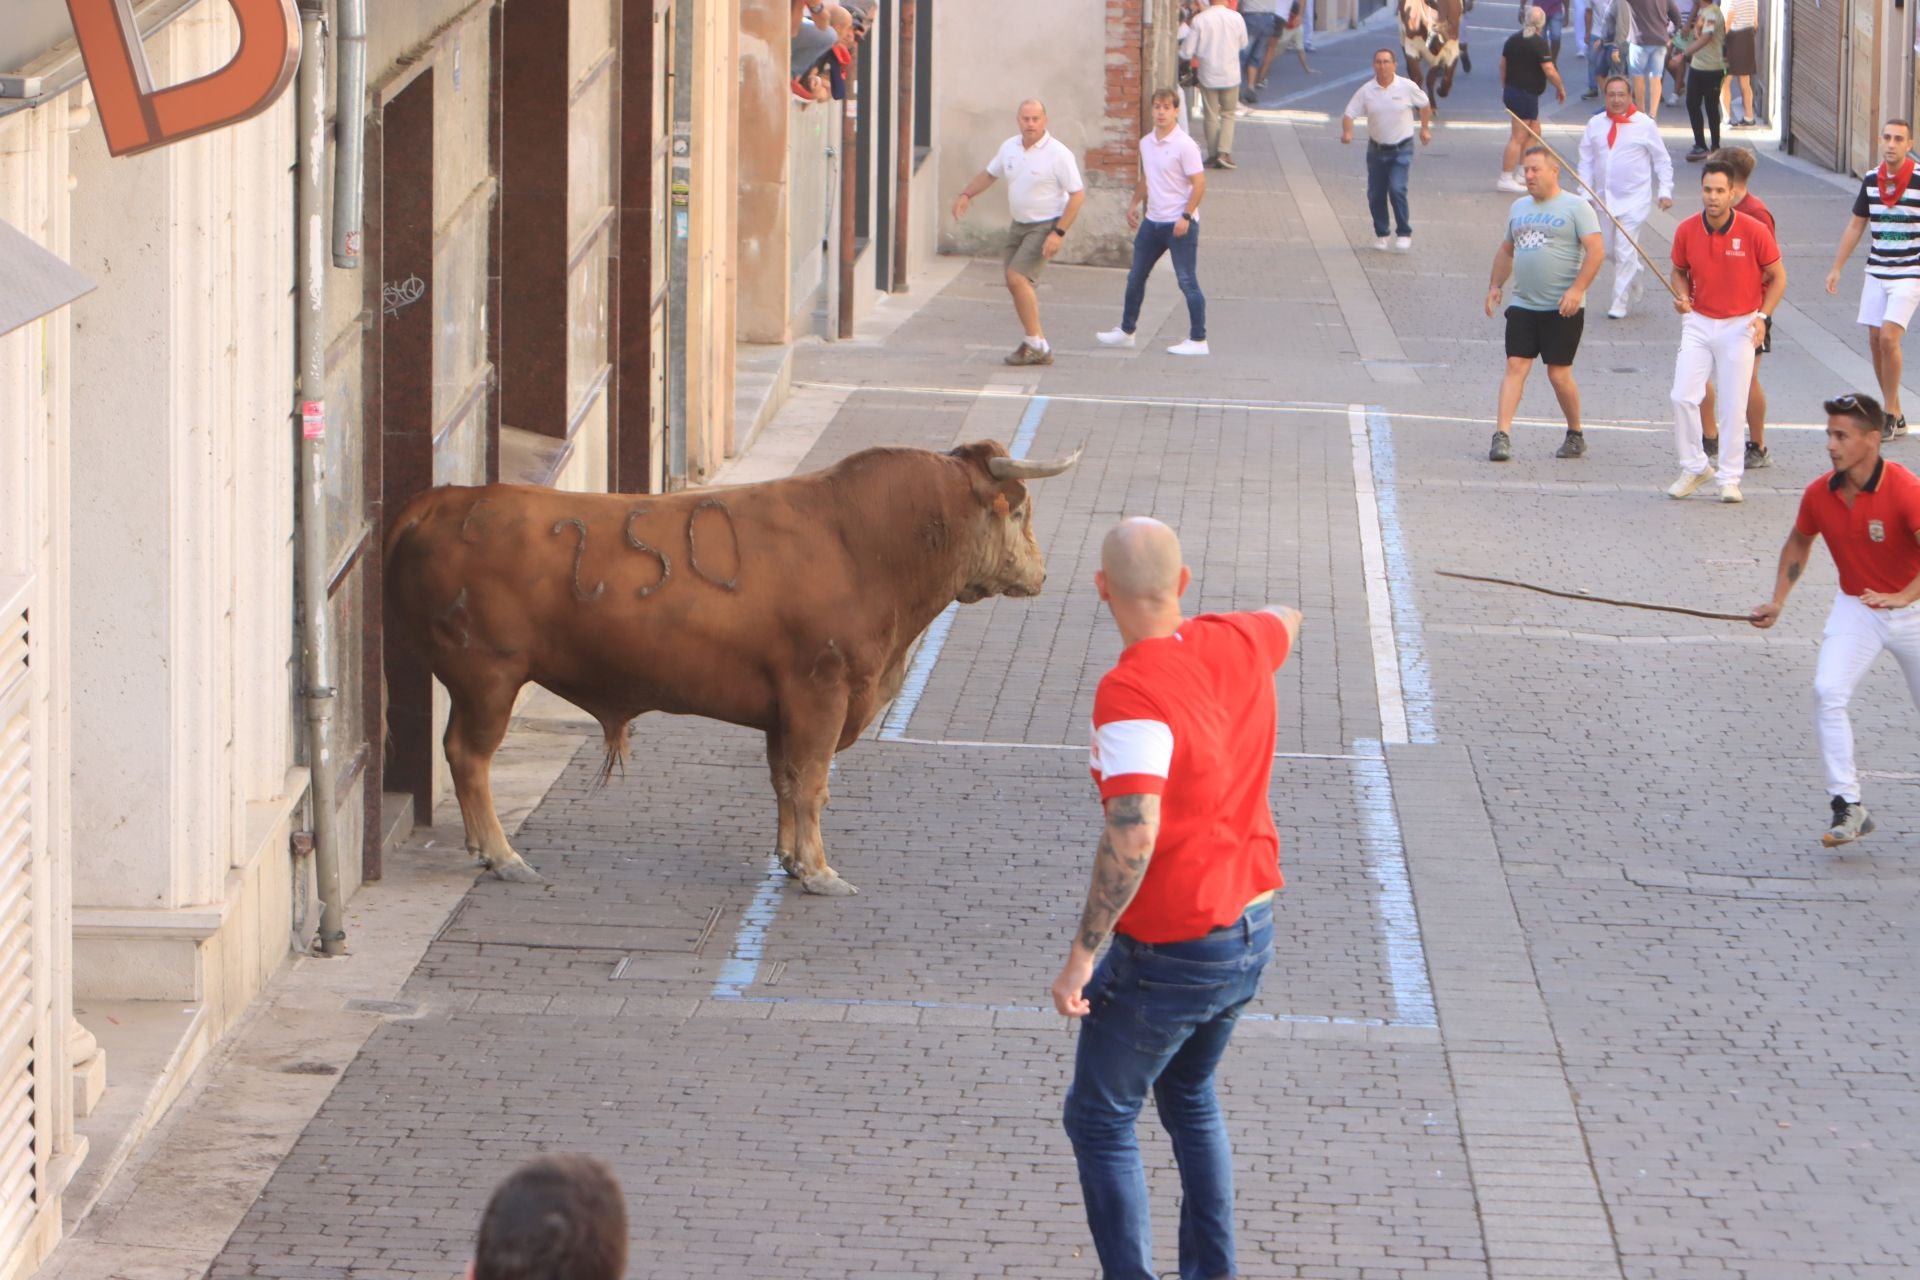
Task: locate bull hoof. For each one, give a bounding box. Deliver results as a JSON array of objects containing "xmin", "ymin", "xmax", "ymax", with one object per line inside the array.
[
  {"xmin": 486, "ymin": 857, "xmax": 547, "ymax": 885},
  {"xmin": 798, "ymin": 872, "xmax": 859, "ymax": 897}
]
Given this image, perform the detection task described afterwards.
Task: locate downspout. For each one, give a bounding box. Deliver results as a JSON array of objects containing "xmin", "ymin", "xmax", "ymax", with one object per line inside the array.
[
  {"xmin": 331, "ymin": 0, "xmax": 367, "ymax": 267},
  {"xmin": 667, "ymin": 0, "xmax": 694, "ymax": 487},
  {"xmin": 891, "ymin": 0, "xmax": 913, "ymax": 294},
  {"xmin": 836, "ymin": 49, "xmax": 857, "ymax": 337},
  {"xmin": 295, "ymin": 0, "xmax": 348, "ymax": 956}
]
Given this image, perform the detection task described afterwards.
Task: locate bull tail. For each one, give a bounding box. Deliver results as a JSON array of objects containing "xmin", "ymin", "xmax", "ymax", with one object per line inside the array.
[{"xmin": 595, "ymin": 717, "xmax": 632, "ymax": 788}]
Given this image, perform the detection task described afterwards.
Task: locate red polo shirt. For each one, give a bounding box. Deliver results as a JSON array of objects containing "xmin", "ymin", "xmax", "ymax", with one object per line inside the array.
[
  {"xmin": 1795, "ymin": 459, "xmax": 1920, "ymax": 597},
  {"xmin": 1670, "ymin": 209, "xmax": 1780, "ymax": 319},
  {"xmin": 1089, "ymin": 612, "xmax": 1289, "ymax": 943},
  {"xmin": 1734, "ymin": 192, "xmax": 1775, "ymax": 234}
]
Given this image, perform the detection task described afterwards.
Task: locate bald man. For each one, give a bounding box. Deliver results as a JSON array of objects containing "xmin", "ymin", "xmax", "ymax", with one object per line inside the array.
[{"xmin": 1055, "ymin": 517, "xmax": 1301, "ymax": 1280}]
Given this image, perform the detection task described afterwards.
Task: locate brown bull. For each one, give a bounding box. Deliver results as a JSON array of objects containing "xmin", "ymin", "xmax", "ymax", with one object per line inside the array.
[
  {"xmin": 1401, "ymin": 0, "xmax": 1467, "ymax": 102},
  {"xmin": 384, "ymin": 439, "xmax": 1079, "ymax": 896}
]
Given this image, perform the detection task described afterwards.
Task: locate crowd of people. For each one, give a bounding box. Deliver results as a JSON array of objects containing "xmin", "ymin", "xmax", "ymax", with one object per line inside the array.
[{"xmin": 787, "ymin": 0, "xmax": 877, "ymax": 107}]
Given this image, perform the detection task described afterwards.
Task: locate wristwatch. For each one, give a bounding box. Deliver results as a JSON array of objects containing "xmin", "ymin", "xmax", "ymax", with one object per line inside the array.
[{"xmin": 1050, "ymin": 222, "xmax": 1067, "ymax": 236}]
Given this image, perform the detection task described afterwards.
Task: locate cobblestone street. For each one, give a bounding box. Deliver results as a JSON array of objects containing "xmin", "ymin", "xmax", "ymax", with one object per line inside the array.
[{"xmin": 189, "ymin": 18, "xmax": 1920, "ymax": 1280}]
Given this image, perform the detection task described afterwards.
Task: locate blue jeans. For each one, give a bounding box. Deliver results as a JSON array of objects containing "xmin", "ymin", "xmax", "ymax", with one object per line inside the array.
[
  {"xmin": 1241, "ymin": 11, "xmax": 1278, "ymax": 76},
  {"xmin": 1541, "ymin": 9, "xmax": 1564, "ymax": 54},
  {"xmin": 1063, "ymin": 900, "xmax": 1273, "ymax": 1280},
  {"xmin": 1366, "ymin": 139, "xmax": 1414, "ymax": 237},
  {"xmin": 1120, "ymin": 218, "xmax": 1206, "ymax": 341}
]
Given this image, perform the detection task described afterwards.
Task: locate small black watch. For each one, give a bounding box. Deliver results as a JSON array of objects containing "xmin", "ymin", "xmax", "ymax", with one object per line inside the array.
[{"xmin": 1050, "ymin": 222, "xmax": 1067, "ymax": 237}]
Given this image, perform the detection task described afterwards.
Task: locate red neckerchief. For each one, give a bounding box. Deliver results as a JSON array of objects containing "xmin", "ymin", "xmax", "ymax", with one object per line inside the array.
[
  {"xmin": 1878, "ymin": 157, "xmax": 1916, "ymax": 209},
  {"xmin": 1605, "ymin": 105, "xmax": 1636, "ymax": 148}
]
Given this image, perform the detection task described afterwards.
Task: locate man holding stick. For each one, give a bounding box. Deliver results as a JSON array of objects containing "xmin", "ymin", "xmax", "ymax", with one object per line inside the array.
[
  {"xmin": 1665, "ymin": 156, "xmax": 1785, "ymax": 503},
  {"xmin": 1485, "ymin": 146, "xmax": 1605, "ymax": 462},
  {"xmin": 1751, "ymin": 392, "xmax": 1920, "ymax": 848},
  {"xmin": 1576, "ymin": 74, "xmax": 1673, "ymax": 319}
]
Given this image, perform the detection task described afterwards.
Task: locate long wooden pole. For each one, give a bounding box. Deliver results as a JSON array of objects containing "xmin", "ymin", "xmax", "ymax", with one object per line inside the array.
[{"xmin": 1504, "ymin": 107, "xmax": 1682, "ymax": 302}]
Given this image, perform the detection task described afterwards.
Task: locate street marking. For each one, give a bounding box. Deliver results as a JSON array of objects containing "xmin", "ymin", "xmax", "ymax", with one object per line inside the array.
[
  {"xmin": 1350, "ymin": 405, "xmax": 1437, "ymax": 744},
  {"xmin": 1350, "ymin": 404, "xmax": 1411, "ymax": 746},
  {"xmin": 1353, "ymin": 743, "xmax": 1438, "ymax": 1028},
  {"xmin": 877, "ymin": 735, "xmax": 1384, "ymax": 762}
]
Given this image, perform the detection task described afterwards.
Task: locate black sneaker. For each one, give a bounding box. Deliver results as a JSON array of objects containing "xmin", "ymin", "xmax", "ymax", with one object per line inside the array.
[
  {"xmin": 1555, "ymin": 429, "xmax": 1587, "ymax": 459},
  {"xmin": 1489, "ymin": 430, "xmax": 1512, "ymax": 462},
  {"xmin": 1581, "ymin": 89, "xmax": 1599, "ymax": 100},
  {"xmin": 1686, "ymin": 147, "xmax": 1710, "ymax": 162},
  {"xmin": 1704, "ymin": 436, "xmax": 1719, "ymax": 461},
  {"xmin": 1822, "ymin": 795, "xmax": 1876, "ymax": 847},
  {"xmin": 1897, "ymin": 416, "xmax": 1910, "ymax": 438},
  {"xmin": 1460, "ymin": 46, "xmax": 1472, "ymax": 73},
  {"xmin": 1884, "ymin": 413, "xmax": 1897, "ymax": 441},
  {"xmin": 1744, "ymin": 440, "xmax": 1771, "ymax": 469}
]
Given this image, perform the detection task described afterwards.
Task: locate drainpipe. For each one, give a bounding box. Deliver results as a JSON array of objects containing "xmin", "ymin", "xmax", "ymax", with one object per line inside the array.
[
  {"xmin": 296, "ymin": 0, "xmax": 347, "ymax": 956},
  {"xmin": 891, "ymin": 0, "xmax": 913, "ymax": 294},
  {"xmin": 836, "ymin": 49, "xmax": 857, "ymax": 337},
  {"xmin": 330, "ymin": 0, "xmax": 367, "ymax": 267},
  {"xmin": 667, "ymin": 0, "xmax": 693, "ymax": 487}
]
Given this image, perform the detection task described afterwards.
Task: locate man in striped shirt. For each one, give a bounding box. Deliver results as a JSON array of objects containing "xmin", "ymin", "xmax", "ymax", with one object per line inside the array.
[{"xmin": 1826, "ymin": 119, "xmax": 1918, "ymax": 439}]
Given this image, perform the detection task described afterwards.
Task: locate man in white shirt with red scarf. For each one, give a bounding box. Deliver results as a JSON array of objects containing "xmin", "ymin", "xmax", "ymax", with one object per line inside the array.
[{"xmin": 1577, "ymin": 74, "xmax": 1673, "ymax": 318}]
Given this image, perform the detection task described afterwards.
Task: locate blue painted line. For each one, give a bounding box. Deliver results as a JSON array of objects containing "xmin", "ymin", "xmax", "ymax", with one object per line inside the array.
[
  {"xmin": 1364, "ymin": 408, "xmax": 1437, "ymax": 744},
  {"xmin": 714, "ymin": 396, "xmax": 1051, "ymax": 999},
  {"xmin": 1351, "ymin": 738, "xmax": 1437, "ymax": 1029}
]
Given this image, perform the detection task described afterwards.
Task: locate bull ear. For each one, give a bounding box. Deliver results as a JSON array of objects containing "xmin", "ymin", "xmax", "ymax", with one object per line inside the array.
[{"xmin": 988, "ymin": 446, "xmax": 1083, "ymax": 482}]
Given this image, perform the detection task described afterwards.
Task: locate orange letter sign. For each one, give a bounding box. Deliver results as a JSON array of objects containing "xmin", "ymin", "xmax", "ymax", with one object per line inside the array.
[{"xmin": 67, "ymin": 0, "xmax": 300, "ymax": 157}]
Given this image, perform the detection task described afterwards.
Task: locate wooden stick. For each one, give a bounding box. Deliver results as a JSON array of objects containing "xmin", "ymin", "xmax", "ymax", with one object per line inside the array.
[
  {"xmin": 1437, "ymin": 570, "xmax": 1753, "ymax": 622},
  {"xmin": 1503, "ymin": 108, "xmax": 1683, "ymax": 302}
]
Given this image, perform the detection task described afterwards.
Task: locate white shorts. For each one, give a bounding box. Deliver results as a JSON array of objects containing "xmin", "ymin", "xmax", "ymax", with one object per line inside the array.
[{"xmin": 1857, "ymin": 274, "xmax": 1920, "ymax": 331}]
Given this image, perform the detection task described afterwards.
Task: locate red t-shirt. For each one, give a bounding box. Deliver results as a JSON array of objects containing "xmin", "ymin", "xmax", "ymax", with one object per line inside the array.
[
  {"xmin": 1670, "ymin": 209, "xmax": 1780, "ymax": 318},
  {"xmin": 1088, "ymin": 611, "xmax": 1290, "ymax": 944},
  {"xmin": 1795, "ymin": 459, "xmax": 1920, "ymax": 597},
  {"xmin": 1734, "ymin": 192, "xmax": 1775, "ymax": 234}
]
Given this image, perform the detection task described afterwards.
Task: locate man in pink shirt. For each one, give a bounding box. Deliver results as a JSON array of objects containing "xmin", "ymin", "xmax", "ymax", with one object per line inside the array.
[{"xmin": 1095, "ymin": 89, "xmax": 1212, "ymax": 356}]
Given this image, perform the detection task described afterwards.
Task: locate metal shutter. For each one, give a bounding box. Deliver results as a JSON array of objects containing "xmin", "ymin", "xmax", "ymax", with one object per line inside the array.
[
  {"xmin": 0, "ymin": 603, "xmax": 36, "ymax": 1262},
  {"xmin": 1790, "ymin": 0, "xmax": 1846, "ymax": 170}
]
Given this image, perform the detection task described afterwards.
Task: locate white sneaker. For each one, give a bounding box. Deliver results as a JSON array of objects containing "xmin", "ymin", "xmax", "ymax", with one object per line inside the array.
[
  {"xmin": 1496, "ymin": 174, "xmax": 1527, "ymax": 192},
  {"xmin": 1373, "ymin": 235, "xmax": 1391, "ymax": 251},
  {"xmin": 1719, "ymin": 482, "xmax": 1744, "ymax": 504},
  {"xmin": 1168, "ymin": 339, "xmax": 1210, "ymax": 356},
  {"xmin": 1667, "ymin": 468, "xmax": 1714, "ymax": 499},
  {"xmin": 1606, "ymin": 304, "xmax": 1628, "ymax": 319},
  {"xmin": 1094, "ymin": 327, "xmax": 1136, "ymax": 347},
  {"xmin": 1394, "ymin": 235, "xmax": 1412, "ymax": 251}
]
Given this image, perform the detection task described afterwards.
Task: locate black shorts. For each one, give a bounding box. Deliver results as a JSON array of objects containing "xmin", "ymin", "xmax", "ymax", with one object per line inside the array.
[{"xmin": 1505, "ymin": 305, "xmax": 1584, "ymax": 366}]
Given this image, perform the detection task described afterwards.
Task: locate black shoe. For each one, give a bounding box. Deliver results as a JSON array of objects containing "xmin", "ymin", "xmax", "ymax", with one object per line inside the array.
[
  {"xmin": 1704, "ymin": 436, "xmax": 1719, "ymax": 461},
  {"xmin": 1489, "ymin": 430, "xmax": 1512, "ymax": 462},
  {"xmin": 1239, "ymin": 86, "xmax": 1258, "ymax": 104},
  {"xmin": 1581, "ymin": 89, "xmax": 1599, "ymax": 100},
  {"xmin": 1884, "ymin": 413, "xmax": 1897, "ymax": 441},
  {"xmin": 1897, "ymin": 417, "xmax": 1910, "ymax": 438},
  {"xmin": 1555, "ymin": 430, "xmax": 1587, "ymax": 459},
  {"xmin": 1460, "ymin": 46, "xmax": 1472, "ymax": 73},
  {"xmin": 1686, "ymin": 147, "xmax": 1709, "ymax": 162},
  {"xmin": 1744, "ymin": 440, "xmax": 1771, "ymax": 469}
]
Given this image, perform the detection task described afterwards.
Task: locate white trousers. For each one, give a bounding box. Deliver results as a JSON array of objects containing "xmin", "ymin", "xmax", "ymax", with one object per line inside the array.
[
  {"xmin": 1815, "ymin": 591, "xmax": 1920, "ymax": 802},
  {"xmin": 1599, "ymin": 199, "xmax": 1649, "ymax": 312},
  {"xmin": 1671, "ymin": 311, "xmax": 1757, "ymax": 484}
]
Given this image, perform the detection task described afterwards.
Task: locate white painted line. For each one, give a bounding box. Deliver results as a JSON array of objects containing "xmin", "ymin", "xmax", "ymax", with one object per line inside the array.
[
  {"xmin": 1352, "ymin": 743, "xmax": 1438, "ymax": 1028},
  {"xmin": 1349, "ymin": 404, "xmax": 1413, "ymax": 747}
]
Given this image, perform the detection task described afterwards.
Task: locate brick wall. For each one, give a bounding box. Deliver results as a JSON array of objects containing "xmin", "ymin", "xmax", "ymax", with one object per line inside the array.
[{"xmin": 1084, "ymin": 0, "xmax": 1144, "ymax": 182}]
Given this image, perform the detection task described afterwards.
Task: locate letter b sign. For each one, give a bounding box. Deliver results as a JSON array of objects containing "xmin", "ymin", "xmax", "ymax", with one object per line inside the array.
[{"xmin": 67, "ymin": 0, "xmax": 300, "ymax": 157}]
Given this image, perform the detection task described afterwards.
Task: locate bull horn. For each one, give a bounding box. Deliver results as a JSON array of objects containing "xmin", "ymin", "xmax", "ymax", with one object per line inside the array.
[{"xmin": 988, "ymin": 446, "xmax": 1083, "ymax": 482}]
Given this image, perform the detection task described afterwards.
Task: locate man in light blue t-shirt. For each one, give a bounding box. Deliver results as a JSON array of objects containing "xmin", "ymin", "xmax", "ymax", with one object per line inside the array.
[{"xmin": 1483, "ymin": 145, "xmax": 1606, "ymax": 461}]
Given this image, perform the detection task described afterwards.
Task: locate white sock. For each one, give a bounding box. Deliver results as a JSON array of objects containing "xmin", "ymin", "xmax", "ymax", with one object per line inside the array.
[{"xmin": 1027, "ymin": 335, "xmax": 1049, "ymax": 353}]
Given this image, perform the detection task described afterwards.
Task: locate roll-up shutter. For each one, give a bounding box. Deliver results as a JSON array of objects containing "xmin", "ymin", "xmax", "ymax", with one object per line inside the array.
[
  {"xmin": 1790, "ymin": 0, "xmax": 1847, "ymax": 171},
  {"xmin": 0, "ymin": 601, "xmax": 37, "ymax": 1264}
]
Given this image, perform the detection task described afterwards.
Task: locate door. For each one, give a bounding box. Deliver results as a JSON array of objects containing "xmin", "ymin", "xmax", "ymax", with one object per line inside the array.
[
  {"xmin": 1791, "ymin": 0, "xmax": 1846, "ymax": 169},
  {"xmin": 0, "ymin": 586, "xmax": 42, "ymax": 1266}
]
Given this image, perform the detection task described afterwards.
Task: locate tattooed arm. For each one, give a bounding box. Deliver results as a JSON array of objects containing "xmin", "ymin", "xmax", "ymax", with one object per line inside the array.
[
  {"xmin": 1751, "ymin": 528, "xmax": 1815, "ymax": 629},
  {"xmin": 1050, "ymin": 793, "xmax": 1162, "ymax": 1017}
]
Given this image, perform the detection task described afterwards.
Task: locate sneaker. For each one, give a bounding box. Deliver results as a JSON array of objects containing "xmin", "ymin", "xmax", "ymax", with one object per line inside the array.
[
  {"xmin": 1459, "ymin": 46, "xmax": 1471, "ymax": 73},
  {"xmin": 1496, "ymin": 174, "xmax": 1527, "ymax": 192},
  {"xmin": 1005, "ymin": 342, "xmax": 1053, "ymax": 366},
  {"xmin": 1745, "ymin": 440, "xmax": 1771, "ymax": 469},
  {"xmin": 1719, "ymin": 481, "xmax": 1743, "ymax": 503},
  {"xmin": 1374, "ymin": 235, "xmax": 1392, "ymax": 251},
  {"xmin": 1704, "ymin": 435, "xmax": 1719, "ymax": 461},
  {"xmin": 1168, "ymin": 339, "xmax": 1210, "ymax": 356},
  {"xmin": 1667, "ymin": 467, "xmax": 1714, "ymax": 498},
  {"xmin": 1205, "ymin": 156, "xmax": 1223, "ymax": 169},
  {"xmin": 1094, "ymin": 327, "xmax": 1136, "ymax": 348},
  {"xmin": 1217, "ymin": 153, "xmax": 1237, "ymax": 170},
  {"xmin": 1239, "ymin": 86, "xmax": 1258, "ymax": 104},
  {"xmin": 1581, "ymin": 89, "xmax": 1599, "ymax": 100},
  {"xmin": 1394, "ymin": 235, "xmax": 1413, "ymax": 250},
  {"xmin": 1606, "ymin": 304, "xmax": 1628, "ymax": 319},
  {"xmin": 1896, "ymin": 416, "xmax": 1910, "ymax": 438},
  {"xmin": 1489, "ymin": 430, "xmax": 1513, "ymax": 462},
  {"xmin": 1555, "ymin": 430, "xmax": 1587, "ymax": 459},
  {"xmin": 1884, "ymin": 413, "xmax": 1896, "ymax": 441},
  {"xmin": 1822, "ymin": 796, "xmax": 1876, "ymax": 847},
  {"xmin": 1686, "ymin": 147, "xmax": 1709, "ymax": 162},
  {"xmin": 1255, "ymin": 78, "xmax": 1270, "ymax": 89}
]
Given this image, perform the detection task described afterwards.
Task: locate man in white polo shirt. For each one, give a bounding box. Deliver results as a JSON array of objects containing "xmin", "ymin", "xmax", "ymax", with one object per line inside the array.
[
  {"xmin": 1181, "ymin": 0, "xmax": 1249, "ymax": 169},
  {"xmin": 1340, "ymin": 48, "xmax": 1432, "ymax": 251},
  {"xmin": 952, "ymin": 99, "xmax": 1087, "ymax": 366},
  {"xmin": 1095, "ymin": 88, "xmax": 1211, "ymax": 356}
]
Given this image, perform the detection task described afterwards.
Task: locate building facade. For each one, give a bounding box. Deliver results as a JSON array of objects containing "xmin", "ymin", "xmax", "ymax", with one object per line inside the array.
[{"xmin": 1788, "ymin": 0, "xmax": 1917, "ymax": 175}]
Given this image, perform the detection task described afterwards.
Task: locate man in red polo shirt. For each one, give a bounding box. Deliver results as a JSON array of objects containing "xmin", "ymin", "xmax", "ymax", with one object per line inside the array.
[
  {"xmin": 1052, "ymin": 516, "xmax": 1301, "ymax": 1280},
  {"xmin": 1751, "ymin": 392, "xmax": 1920, "ymax": 846},
  {"xmin": 1665, "ymin": 155, "xmax": 1786, "ymax": 504},
  {"xmin": 1700, "ymin": 146, "xmax": 1776, "ymax": 469}
]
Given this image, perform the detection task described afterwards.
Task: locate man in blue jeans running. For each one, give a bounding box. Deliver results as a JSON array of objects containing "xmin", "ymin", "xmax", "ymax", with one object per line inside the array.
[
  {"xmin": 1340, "ymin": 48, "xmax": 1433, "ymax": 251},
  {"xmin": 1053, "ymin": 516, "xmax": 1303, "ymax": 1280},
  {"xmin": 1097, "ymin": 89, "xmax": 1211, "ymax": 356}
]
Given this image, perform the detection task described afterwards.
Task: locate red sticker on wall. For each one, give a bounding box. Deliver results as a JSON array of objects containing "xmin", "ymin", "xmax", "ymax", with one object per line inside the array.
[{"xmin": 301, "ymin": 400, "xmax": 326, "ymax": 440}]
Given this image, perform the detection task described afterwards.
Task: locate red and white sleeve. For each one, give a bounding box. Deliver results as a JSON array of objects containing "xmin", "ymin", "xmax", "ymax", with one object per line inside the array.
[{"xmin": 1089, "ymin": 680, "xmax": 1173, "ymax": 800}]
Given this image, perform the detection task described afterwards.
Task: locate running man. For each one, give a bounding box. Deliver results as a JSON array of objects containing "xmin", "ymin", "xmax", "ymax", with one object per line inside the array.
[
  {"xmin": 1485, "ymin": 146, "xmax": 1605, "ymax": 462},
  {"xmin": 1576, "ymin": 74, "xmax": 1673, "ymax": 319},
  {"xmin": 1824, "ymin": 119, "xmax": 1918, "ymax": 439},
  {"xmin": 1751, "ymin": 392, "xmax": 1920, "ymax": 848},
  {"xmin": 1665, "ymin": 155, "xmax": 1785, "ymax": 503}
]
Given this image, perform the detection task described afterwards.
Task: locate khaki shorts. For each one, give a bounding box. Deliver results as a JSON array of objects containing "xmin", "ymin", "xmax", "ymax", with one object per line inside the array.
[
  {"xmin": 1274, "ymin": 22, "xmax": 1304, "ymax": 50},
  {"xmin": 1004, "ymin": 219, "xmax": 1055, "ymax": 280}
]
